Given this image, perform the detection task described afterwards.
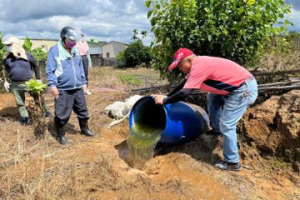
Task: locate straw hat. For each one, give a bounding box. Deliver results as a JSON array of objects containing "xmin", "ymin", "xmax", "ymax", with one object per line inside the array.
[{"xmin": 3, "ymin": 37, "xmax": 20, "ymax": 45}]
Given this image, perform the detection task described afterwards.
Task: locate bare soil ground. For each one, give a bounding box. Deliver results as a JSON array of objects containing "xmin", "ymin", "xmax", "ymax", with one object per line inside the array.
[{"xmin": 0, "ymin": 67, "xmax": 299, "ymax": 200}]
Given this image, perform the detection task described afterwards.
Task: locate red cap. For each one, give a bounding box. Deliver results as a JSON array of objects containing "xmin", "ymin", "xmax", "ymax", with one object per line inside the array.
[{"xmin": 168, "ymin": 48, "xmax": 194, "ymax": 70}]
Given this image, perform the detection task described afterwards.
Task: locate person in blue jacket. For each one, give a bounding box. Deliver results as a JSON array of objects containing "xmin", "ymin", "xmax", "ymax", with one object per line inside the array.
[{"xmin": 45, "ymin": 26, "xmax": 94, "ymax": 144}]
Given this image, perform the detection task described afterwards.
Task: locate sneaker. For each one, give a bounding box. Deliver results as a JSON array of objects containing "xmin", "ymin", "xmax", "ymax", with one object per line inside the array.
[
  {"xmin": 215, "ymin": 161, "xmax": 241, "ymax": 171},
  {"xmin": 85, "ymin": 90, "xmax": 92, "ymax": 95},
  {"xmin": 206, "ymin": 129, "xmax": 221, "ymax": 135},
  {"xmin": 20, "ymin": 117, "xmax": 30, "ymax": 126}
]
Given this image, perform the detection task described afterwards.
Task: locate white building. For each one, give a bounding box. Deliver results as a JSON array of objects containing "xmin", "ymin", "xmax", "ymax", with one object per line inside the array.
[{"xmin": 101, "ymin": 41, "xmax": 128, "ymax": 58}]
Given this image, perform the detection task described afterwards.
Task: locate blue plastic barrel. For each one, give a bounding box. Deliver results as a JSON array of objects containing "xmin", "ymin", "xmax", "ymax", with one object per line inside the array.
[{"xmin": 129, "ymin": 96, "xmax": 210, "ymax": 144}]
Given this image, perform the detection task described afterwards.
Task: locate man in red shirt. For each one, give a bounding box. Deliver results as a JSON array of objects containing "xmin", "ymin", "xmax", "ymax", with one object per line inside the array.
[{"xmin": 154, "ymin": 48, "xmax": 258, "ymax": 171}]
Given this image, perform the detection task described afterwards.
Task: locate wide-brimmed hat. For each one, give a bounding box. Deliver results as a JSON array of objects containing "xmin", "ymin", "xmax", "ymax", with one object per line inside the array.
[
  {"xmin": 3, "ymin": 37, "xmax": 20, "ymax": 45},
  {"xmin": 168, "ymin": 48, "xmax": 194, "ymax": 70}
]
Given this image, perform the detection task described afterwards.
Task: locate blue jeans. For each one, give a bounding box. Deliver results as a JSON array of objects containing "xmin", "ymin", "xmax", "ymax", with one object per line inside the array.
[{"xmin": 207, "ymin": 78, "xmax": 258, "ymax": 163}]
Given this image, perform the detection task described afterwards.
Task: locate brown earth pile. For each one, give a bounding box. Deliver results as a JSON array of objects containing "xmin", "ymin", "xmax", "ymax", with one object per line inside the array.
[{"xmin": 242, "ymin": 90, "xmax": 300, "ymax": 172}]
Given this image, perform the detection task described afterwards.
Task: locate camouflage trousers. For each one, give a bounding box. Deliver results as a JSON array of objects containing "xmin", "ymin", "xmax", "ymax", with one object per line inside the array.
[{"xmin": 11, "ymin": 81, "xmax": 48, "ymax": 118}]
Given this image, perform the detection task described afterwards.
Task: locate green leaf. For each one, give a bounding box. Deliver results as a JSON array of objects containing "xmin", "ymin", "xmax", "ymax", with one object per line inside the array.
[
  {"xmin": 238, "ymin": 7, "xmax": 245, "ymax": 15},
  {"xmin": 150, "ymin": 17, "xmax": 157, "ymax": 26},
  {"xmin": 22, "ymin": 37, "xmax": 32, "ymax": 51},
  {"xmin": 284, "ymin": 20, "xmax": 290, "ymax": 25},
  {"xmin": 247, "ymin": 0, "xmax": 256, "ymax": 6},
  {"xmin": 208, "ymin": 35, "xmax": 212, "ymax": 42},
  {"xmin": 25, "ymin": 79, "xmax": 47, "ymax": 94},
  {"xmin": 145, "ymin": 0, "xmax": 151, "ymax": 8},
  {"xmin": 147, "ymin": 10, "xmax": 154, "ymax": 19}
]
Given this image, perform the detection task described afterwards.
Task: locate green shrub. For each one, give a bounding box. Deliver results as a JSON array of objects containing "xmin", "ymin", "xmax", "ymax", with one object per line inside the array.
[
  {"xmin": 23, "ymin": 37, "xmax": 47, "ymax": 62},
  {"xmin": 145, "ymin": 0, "xmax": 292, "ymax": 82},
  {"xmin": 117, "ymin": 40, "xmax": 152, "ymax": 68},
  {"xmin": 25, "ymin": 79, "xmax": 47, "ymax": 94}
]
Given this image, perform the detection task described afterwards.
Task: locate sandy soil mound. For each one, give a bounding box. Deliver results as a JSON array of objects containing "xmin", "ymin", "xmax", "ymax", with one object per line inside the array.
[{"xmin": 242, "ymin": 90, "xmax": 300, "ymax": 171}]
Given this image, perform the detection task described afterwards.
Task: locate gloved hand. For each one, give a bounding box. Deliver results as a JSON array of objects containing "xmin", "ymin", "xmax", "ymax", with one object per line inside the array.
[
  {"xmin": 152, "ymin": 94, "xmax": 166, "ymax": 105},
  {"xmin": 4, "ymin": 81, "xmax": 10, "ymax": 92},
  {"xmin": 36, "ymin": 79, "xmax": 42, "ymax": 83}
]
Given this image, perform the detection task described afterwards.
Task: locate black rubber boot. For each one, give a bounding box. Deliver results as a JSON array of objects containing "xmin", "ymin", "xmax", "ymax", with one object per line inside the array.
[
  {"xmin": 79, "ymin": 118, "xmax": 95, "ymax": 137},
  {"xmin": 20, "ymin": 117, "xmax": 30, "ymax": 126},
  {"xmin": 55, "ymin": 119, "xmax": 67, "ymax": 144}
]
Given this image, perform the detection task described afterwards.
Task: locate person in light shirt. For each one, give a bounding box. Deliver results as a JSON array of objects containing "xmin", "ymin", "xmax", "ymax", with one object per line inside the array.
[
  {"xmin": 154, "ymin": 48, "xmax": 258, "ymax": 171},
  {"xmin": 76, "ymin": 29, "xmax": 92, "ymax": 95}
]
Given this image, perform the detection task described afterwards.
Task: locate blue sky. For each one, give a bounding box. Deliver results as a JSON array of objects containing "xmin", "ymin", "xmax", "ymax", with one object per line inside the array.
[
  {"xmin": 0, "ymin": 0, "xmax": 299, "ymax": 45},
  {"xmin": 285, "ymin": 0, "xmax": 300, "ymax": 31}
]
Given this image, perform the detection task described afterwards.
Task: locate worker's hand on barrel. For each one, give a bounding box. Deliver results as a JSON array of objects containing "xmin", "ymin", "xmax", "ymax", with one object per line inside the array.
[
  {"xmin": 153, "ymin": 95, "xmax": 166, "ymax": 105},
  {"xmin": 50, "ymin": 86, "xmax": 59, "ymax": 99}
]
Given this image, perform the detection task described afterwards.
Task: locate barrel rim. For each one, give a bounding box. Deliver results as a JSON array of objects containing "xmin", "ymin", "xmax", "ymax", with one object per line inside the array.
[{"xmin": 129, "ymin": 95, "xmax": 168, "ymax": 130}]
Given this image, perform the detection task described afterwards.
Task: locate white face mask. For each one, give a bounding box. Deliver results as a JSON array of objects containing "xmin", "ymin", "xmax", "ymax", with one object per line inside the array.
[{"xmin": 6, "ymin": 46, "xmax": 12, "ymax": 53}]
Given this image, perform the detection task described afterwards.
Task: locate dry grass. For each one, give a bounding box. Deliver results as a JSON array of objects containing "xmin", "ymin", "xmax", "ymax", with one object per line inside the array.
[
  {"xmin": 89, "ymin": 66, "xmax": 166, "ymax": 92},
  {"xmin": 89, "ymin": 66, "xmax": 124, "ymax": 90},
  {"xmin": 257, "ymin": 38, "xmax": 300, "ymax": 71},
  {"xmin": 0, "ymin": 144, "xmax": 119, "ymax": 199},
  {"xmin": 257, "ymin": 51, "xmax": 300, "ymax": 71}
]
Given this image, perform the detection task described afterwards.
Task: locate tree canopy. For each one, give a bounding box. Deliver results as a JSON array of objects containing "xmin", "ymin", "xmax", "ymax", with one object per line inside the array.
[
  {"xmin": 117, "ymin": 30, "xmax": 151, "ymax": 68},
  {"xmin": 145, "ymin": 0, "xmax": 293, "ymax": 82}
]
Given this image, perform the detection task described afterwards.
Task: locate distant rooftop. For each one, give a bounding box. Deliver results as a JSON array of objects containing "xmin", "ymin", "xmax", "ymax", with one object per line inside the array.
[
  {"xmin": 101, "ymin": 40, "xmax": 128, "ymax": 46},
  {"xmin": 20, "ymin": 38, "xmax": 58, "ymax": 41},
  {"xmin": 86, "ymin": 38, "xmax": 107, "ymax": 44},
  {"xmin": 19, "ymin": 38, "xmax": 126, "ymax": 46}
]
